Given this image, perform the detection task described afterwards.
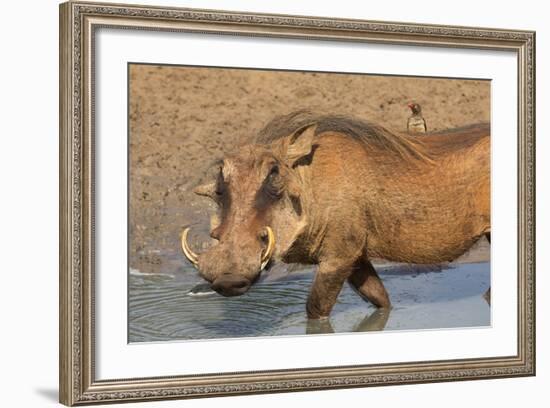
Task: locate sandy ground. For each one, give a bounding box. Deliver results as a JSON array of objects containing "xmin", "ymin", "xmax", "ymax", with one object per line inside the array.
[{"xmin": 129, "ymin": 64, "xmax": 490, "ymax": 273}]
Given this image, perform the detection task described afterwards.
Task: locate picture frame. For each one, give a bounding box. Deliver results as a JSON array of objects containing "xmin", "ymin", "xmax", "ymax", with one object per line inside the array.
[{"xmin": 59, "ymin": 1, "xmax": 535, "ymax": 405}]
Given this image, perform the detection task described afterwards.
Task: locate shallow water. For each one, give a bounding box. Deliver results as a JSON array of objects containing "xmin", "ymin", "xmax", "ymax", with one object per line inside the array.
[{"xmin": 129, "ymin": 261, "xmax": 490, "ymax": 342}]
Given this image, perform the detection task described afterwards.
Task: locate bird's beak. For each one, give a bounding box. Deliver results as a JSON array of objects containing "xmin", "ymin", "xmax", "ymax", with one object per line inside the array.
[{"xmin": 407, "ymin": 103, "xmax": 414, "ymax": 109}]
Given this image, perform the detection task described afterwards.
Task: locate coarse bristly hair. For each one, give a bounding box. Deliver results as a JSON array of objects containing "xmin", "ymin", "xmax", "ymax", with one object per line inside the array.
[{"xmin": 256, "ymin": 110, "xmax": 434, "ymax": 164}]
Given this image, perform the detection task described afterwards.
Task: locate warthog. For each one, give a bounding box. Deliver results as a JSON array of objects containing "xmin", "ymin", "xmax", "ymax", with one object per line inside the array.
[{"xmin": 182, "ymin": 111, "xmax": 490, "ymax": 319}]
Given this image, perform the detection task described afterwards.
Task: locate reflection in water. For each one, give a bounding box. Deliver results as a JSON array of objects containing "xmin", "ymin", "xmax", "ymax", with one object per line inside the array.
[
  {"xmin": 354, "ymin": 308, "xmax": 391, "ymax": 332},
  {"xmin": 129, "ymin": 262, "xmax": 490, "ymax": 342},
  {"xmin": 306, "ymin": 308, "xmax": 391, "ymax": 335},
  {"xmin": 306, "ymin": 318, "xmax": 334, "ymax": 335}
]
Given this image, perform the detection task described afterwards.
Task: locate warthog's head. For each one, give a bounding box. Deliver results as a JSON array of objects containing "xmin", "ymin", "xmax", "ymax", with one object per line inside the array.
[{"xmin": 181, "ymin": 125, "xmax": 316, "ymax": 296}]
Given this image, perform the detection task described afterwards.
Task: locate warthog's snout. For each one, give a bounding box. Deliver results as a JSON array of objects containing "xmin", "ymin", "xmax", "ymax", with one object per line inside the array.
[
  {"xmin": 211, "ymin": 274, "xmax": 251, "ymax": 297},
  {"xmin": 181, "ymin": 226, "xmax": 275, "ymax": 297}
]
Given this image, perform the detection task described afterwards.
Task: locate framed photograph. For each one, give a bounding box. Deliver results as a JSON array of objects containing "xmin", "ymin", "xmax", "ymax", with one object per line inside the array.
[{"xmin": 59, "ymin": 1, "xmax": 535, "ymax": 405}]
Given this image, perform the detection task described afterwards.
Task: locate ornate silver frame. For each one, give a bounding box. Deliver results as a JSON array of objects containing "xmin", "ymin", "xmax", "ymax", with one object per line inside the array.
[{"xmin": 59, "ymin": 1, "xmax": 536, "ymax": 405}]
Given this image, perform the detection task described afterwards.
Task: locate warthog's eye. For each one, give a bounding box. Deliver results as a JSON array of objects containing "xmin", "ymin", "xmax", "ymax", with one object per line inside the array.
[
  {"xmin": 263, "ymin": 165, "xmax": 283, "ymax": 198},
  {"xmin": 267, "ymin": 164, "xmax": 279, "ymax": 179},
  {"xmin": 255, "ymin": 164, "xmax": 283, "ymax": 210}
]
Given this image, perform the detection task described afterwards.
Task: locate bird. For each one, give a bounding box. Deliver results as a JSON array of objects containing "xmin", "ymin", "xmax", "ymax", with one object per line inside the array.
[{"xmin": 407, "ymin": 102, "xmax": 427, "ymax": 134}]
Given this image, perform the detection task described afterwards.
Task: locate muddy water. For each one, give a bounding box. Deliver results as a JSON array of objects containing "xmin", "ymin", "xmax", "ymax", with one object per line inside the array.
[{"xmin": 129, "ymin": 261, "xmax": 490, "ymax": 342}]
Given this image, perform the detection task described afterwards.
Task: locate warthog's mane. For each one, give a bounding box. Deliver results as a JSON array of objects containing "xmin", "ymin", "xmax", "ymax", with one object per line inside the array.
[{"xmin": 256, "ymin": 110, "xmax": 433, "ymax": 164}]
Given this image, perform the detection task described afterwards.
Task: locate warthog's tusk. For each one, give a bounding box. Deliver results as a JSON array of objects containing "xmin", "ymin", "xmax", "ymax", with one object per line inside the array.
[
  {"xmin": 260, "ymin": 227, "xmax": 275, "ymax": 270},
  {"xmin": 181, "ymin": 228, "xmax": 199, "ymax": 269}
]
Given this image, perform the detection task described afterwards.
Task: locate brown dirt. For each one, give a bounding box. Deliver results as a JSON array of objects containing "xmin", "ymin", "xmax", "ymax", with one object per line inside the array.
[{"xmin": 129, "ymin": 64, "xmax": 490, "ymax": 273}]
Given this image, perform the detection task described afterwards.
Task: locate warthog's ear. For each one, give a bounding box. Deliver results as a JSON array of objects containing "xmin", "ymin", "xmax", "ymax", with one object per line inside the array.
[
  {"xmin": 193, "ymin": 182, "xmax": 216, "ymax": 199},
  {"xmin": 286, "ymin": 124, "xmax": 317, "ymax": 167}
]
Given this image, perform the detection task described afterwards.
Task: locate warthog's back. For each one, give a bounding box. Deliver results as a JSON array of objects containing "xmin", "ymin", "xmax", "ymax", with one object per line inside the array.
[
  {"xmin": 419, "ymin": 122, "xmax": 490, "ymax": 157},
  {"xmin": 365, "ymin": 123, "xmax": 491, "ymax": 264}
]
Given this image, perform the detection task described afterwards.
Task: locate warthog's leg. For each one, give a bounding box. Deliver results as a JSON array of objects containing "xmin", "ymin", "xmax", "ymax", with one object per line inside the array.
[
  {"xmin": 483, "ymin": 288, "xmax": 491, "ymax": 305},
  {"xmin": 306, "ymin": 262, "xmax": 352, "ymax": 320},
  {"xmin": 347, "ymin": 259, "xmax": 391, "ymax": 309},
  {"xmin": 484, "ymin": 232, "xmax": 491, "ymax": 304}
]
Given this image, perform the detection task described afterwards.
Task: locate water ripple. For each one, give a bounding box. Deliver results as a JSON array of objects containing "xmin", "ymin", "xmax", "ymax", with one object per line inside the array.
[{"xmin": 129, "ymin": 262, "xmax": 490, "ymax": 342}]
